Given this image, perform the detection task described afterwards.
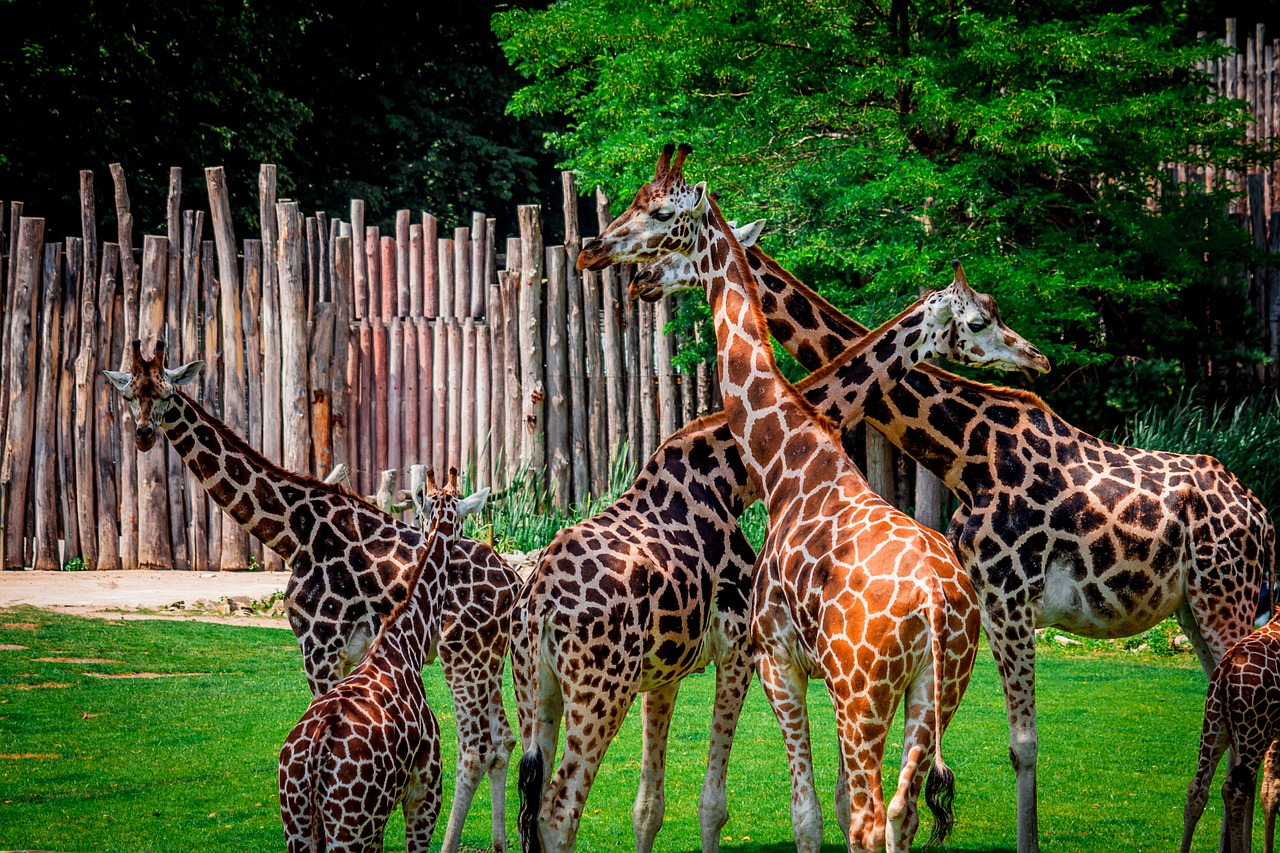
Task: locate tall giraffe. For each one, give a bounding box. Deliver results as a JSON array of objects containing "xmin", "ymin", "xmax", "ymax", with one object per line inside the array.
[
  {"xmin": 278, "ymin": 468, "xmax": 484, "ymax": 853},
  {"xmin": 634, "ymin": 228, "xmax": 1276, "ymax": 852},
  {"xmin": 1181, "ymin": 617, "xmax": 1280, "ymax": 853},
  {"xmin": 576, "ymin": 144, "xmax": 1049, "ymax": 852},
  {"xmin": 106, "ymin": 340, "xmax": 517, "ymax": 852}
]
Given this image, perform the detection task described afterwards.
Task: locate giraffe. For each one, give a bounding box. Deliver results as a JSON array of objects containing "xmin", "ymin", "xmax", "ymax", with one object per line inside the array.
[
  {"xmin": 632, "ymin": 227, "xmax": 1277, "ymax": 853},
  {"xmin": 278, "ymin": 468, "xmax": 485, "ymax": 852},
  {"xmin": 410, "ymin": 481, "xmax": 521, "ymax": 853},
  {"xmin": 576, "ymin": 144, "xmax": 1050, "ymax": 852},
  {"xmin": 105, "ymin": 340, "xmax": 517, "ymax": 853},
  {"xmin": 1182, "ymin": 617, "xmax": 1280, "ymax": 853}
]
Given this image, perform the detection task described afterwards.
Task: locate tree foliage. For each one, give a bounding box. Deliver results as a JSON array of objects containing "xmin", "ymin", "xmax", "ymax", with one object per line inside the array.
[{"xmin": 496, "ymin": 0, "xmax": 1264, "ymax": 431}]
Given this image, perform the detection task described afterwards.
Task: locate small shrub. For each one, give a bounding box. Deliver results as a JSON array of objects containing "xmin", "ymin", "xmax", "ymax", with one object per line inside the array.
[{"xmin": 62, "ymin": 556, "xmax": 86, "ymax": 572}]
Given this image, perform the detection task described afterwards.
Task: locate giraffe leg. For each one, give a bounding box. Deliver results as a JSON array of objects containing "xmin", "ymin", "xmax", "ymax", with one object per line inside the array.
[
  {"xmin": 489, "ymin": 690, "xmax": 516, "ymax": 853},
  {"xmin": 834, "ymin": 759, "xmax": 851, "ymax": 842},
  {"xmin": 634, "ymin": 683, "xmax": 679, "ymax": 853},
  {"xmin": 886, "ymin": 674, "xmax": 936, "ymax": 853},
  {"xmin": 699, "ymin": 645, "xmax": 754, "ymax": 853},
  {"xmin": 986, "ymin": 613, "xmax": 1040, "ymax": 853},
  {"xmin": 1222, "ymin": 761, "xmax": 1258, "ymax": 853},
  {"xmin": 826, "ymin": 675, "xmax": 891, "ymax": 853},
  {"xmin": 540, "ymin": 679, "xmax": 639, "ymax": 853},
  {"xmin": 1262, "ymin": 740, "xmax": 1279, "ymax": 853},
  {"xmin": 439, "ymin": 666, "xmax": 489, "ymax": 853},
  {"xmin": 405, "ymin": 710, "xmax": 444, "ymax": 853},
  {"xmin": 1181, "ymin": 671, "xmax": 1229, "ymax": 853},
  {"xmin": 757, "ymin": 653, "xmax": 823, "ymax": 853}
]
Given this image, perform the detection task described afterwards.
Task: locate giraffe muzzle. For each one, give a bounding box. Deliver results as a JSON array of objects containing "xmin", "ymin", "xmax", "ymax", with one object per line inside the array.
[
  {"xmin": 135, "ymin": 424, "xmax": 158, "ymax": 452},
  {"xmin": 576, "ymin": 239, "xmax": 614, "ymax": 271}
]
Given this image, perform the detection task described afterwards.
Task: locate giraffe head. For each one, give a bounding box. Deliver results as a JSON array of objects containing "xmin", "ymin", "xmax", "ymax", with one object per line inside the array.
[
  {"xmin": 578, "ymin": 143, "xmax": 708, "ymax": 270},
  {"xmin": 629, "ymin": 219, "xmax": 767, "ymax": 302},
  {"xmin": 918, "ymin": 261, "xmax": 1051, "ymax": 374},
  {"xmin": 411, "ymin": 468, "xmax": 489, "ymax": 546},
  {"xmin": 103, "ymin": 340, "xmax": 203, "ymax": 452}
]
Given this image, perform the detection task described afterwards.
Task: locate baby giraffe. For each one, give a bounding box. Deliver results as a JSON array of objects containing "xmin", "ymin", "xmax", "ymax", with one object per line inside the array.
[
  {"xmin": 579, "ymin": 144, "xmax": 1048, "ymax": 853},
  {"xmin": 1182, "ymin": 617, "xmax": 1280, "ymax": 853},
  {"xmin": 278, "ymin": 469, "xmax": 488, "ymax": 853}
]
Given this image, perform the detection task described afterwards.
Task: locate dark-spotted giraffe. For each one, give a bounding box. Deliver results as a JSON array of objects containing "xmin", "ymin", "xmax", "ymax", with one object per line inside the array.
[
  {"xmin": 106, "ymin": 340, "xmax": 515, "ymax": 851},
  {"xmin": 278, "ymin": 468, "xmax": 470, "ymax": 852},
  {"xmin": 410, "ymin": 481, "xmax": 520, "ymax": 853},
  {"xmin": 633, "ymin": 225, "xmax": 1276, "ymax": 853},
  {"xmin": 579, "ymin": 144, "xmax": 1049, "ymax": 852},
  {"xmin": 1182, "ymin": 617, "xmax": 1280, "ymax": 853}
]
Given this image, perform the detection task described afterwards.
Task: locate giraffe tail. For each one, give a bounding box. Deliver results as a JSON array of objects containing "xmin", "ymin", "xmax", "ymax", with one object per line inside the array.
[
  {"xmin": 923, "ymin": 573, "xmax": 956, "ymax": 847},
  {"xmin": 517, "ymin": 750, "xmax": 545, "ymax": 853}
]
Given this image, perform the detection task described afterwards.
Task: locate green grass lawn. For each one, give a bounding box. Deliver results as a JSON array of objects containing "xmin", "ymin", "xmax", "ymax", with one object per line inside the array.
[{"xmin": 0, "ymin": 606, "xmax": 1237, "ymax": 852}]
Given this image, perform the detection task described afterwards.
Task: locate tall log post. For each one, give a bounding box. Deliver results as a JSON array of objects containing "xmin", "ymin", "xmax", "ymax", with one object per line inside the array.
[
  {"xmin": 260, "ymin": 170, "xmax": 284, "ymax": 564},
  {"xmin": 865, "ymin": 428, "xmax": 896, "ymax": 505},
  {"xmin": 462, "ymin": 318, "xmax": 477, "ymax": 478},
  {"xmin": 110, "ymin": 165, "xmax": 139, "ymax": 569},
  {"xmin": 278, "ymin": 203, "xmax": 312, "ymax": 475},
  {"xmin": 308, "ymin": 290, "xmax": 335, "ymax": 479},
  {"xmin": 475, "ymin": 323, "xmax": 492, "ymax": 489},
  {"xmin": 136, "ymin": 236, "xmax": 172, "ymax": 570},
  {"xmin": 423, "ymin": 214, "xmax": 439, "ymax": 318},
  {"xmin": 655, "ymin": 297, "xmax": 677, "ymax": 442},
  {"xmin": 454, "ymin": 227, "xmax": 470, "ymax": 323},
  {"xmin": 447, "ymin": 319, "xmax": 463, "ymax": 474},
  {"xmin": 486, "ymin": 264, "xmax": 506, "ymax": 487},
  {"xmin": 349, "ymin": 201, "xmax": 367, "ymax": 496},
  {"xmin": 517, "ymin": 206, "xmax": 545, "ymax": 481},
  {"xmin": 596, "ymin": 189, "xmax": 628, "ymax": 468},
  {"xmin": 0, "ymin": 201, "xmax": 24, "ymax": 501},
  {"xmin": 581, "ymin": 268, "xmax": 607, "ymax": 494},
  {"xmin": 32, "ymin": 242, "xmax": 62, "ymax": 570},
  {"xmin": 242, "ymin": 241, "xmax": 264, "ymax": 567},
  {"xmin": 181, "ymin": 214, "xmax": 207, "ymax": 570},
  {"xmin": 470, "ymin": 213, "xmax": 487, "ymax": 318},
  {"xmin": 93, "ymin": 243, "xmax": 122, "ymax": 570},
  {"xmin": 545, "ymin": 247, "xmax": 571, "ymax": 510},
  {"xmin": 332, "ymin": 233, "xmax": 353, "ymax": 474},
  {"xmin": 4, "ymin": 217, "xmax": 44, "ymax": 568},
  {"xmin": 200, "ymin": 242, "xmax": 222, "ymax": 569},
  {"xmin": 383, "ymin": 237, "xmax": 401, "ymax": 483},
  {"xmin": 396, "ymin": 210, "xmax": 410, "ymax": 317},
  {"xmin": 73, "ymin": 233, "xmax": 99, "ymax": 569},
  {"xmin": 406, "ymin": 222, "xmax": 423, "ymax": 467},
  {"xmin": 367, "ymin": 227, "xmax": 386, "ymax": 479},
  {"xmin": 501, "ymin": 244, "xmax": 522, "ymax": 486},
  {"xmin": 562, "ymin": 173, "xmax": 591, "ymax": 503},
  {"xmin": 432, "ymin": 318, "xmax": 448, "ymax": 477},
  {"xmin": 403, "ymin": 317, "xmax": 419, "ymax": 472},
  {"xmin": 416, "ymin": 318, "xmax": 432, "ymax": 474},
  {"xmin": 60, "ymin": 238, "xmax": 83, "ymax": 564},
  {"xmin": 164, "ymin": 169, "xmax": 188, "ymax": 569},
  {"xmin": 438, "ymin": 238, "xmax": 454, "ymax": 323},
  {"xmin": 625, "ymin": 273, "xmax": 643, "ymax": 467}
]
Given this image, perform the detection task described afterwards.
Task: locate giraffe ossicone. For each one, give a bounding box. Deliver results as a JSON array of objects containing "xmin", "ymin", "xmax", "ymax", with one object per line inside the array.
[{"xmin": 581, "ymin": 142, "xmax": 1047, "ymax": 853}]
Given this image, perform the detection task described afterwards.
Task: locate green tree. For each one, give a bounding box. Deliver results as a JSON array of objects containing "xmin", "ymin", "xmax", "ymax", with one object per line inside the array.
[{"xmin": 496, "ymin": 0, "xmax": 1263, "ymax": 432}]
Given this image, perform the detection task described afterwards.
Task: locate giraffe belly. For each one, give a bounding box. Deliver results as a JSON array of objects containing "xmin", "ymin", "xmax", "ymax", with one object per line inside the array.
[{"xmin": 1037, "ymin": 553, "xmax": 1186, "ymax": 639}]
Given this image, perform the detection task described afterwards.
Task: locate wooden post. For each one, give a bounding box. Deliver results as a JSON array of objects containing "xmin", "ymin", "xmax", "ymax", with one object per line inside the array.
[
  {"xmin": 679, "ymin": 317, "xmax": 696, "ymax": 429},
  {"xmin": 865, "ymin": 428, "xmax": 896, "ymax": 505},
  {"xmin": 205, "ymin": 167, "xmax": 248, "ymax": 570},
  {"xmin": 93, "ymin": 243, "xmax": 122, "ymax": 570},
  {"xmin": 695, "ymin": 322, "xmax": 713, "ymax": 417},
  {"xmin": 581, "ymin": 268, "xmax": 607, "ymax": 494},
  {"xmin": 545, "ymin": 247, "xmax": 571, "ymax": 510},
  {"xmin": 59, "ymin": 238, "xmax": 83, "ymax": 564},
  {"xmin": 454, "ymin": 227, "xmax": 470, "ymax": 323},
  {"xmin": 164, "ymin": 169, "xmax": 188, "ymax": 570},
  {"xmin": 260, "ymin": 169, "xmax": 284, "ymax": 504},
  {"xmin": 445, "ymin": 318, "xmax": 461, "ymax": 473},
  {"xmin": 182, "ymin": 213, "xmax": 207, "ymax": 570},
  {"xmin": 655, "ymin": 297, "xmax": 677, "ymax": 442},
  {"xmin": 396, "ymin": 210, "xmax": 411, "ymax": 317},
  {"xmin": 32, "ymin": 242, "xmax": 62, "ymax": 570},
  {"xmin": 423, "ymin": 214, "xmax": 439, "ymax": 318},
  {"xmin": 242, "ymin": 239, "xmax": 264, "ymax": 568},
  {"xmin": 470, "ymin": 212, "xmax": 486, "ymax": 319},
  {"xmin": 432, "ymin": 318, "xmax": 448, "ymax": 476},
  {"xmin": 110, "ymin": 165, "xmax": 139, "ymax": 570},
  {"xmin": 136, "ymin": 236, "xmax": 172, "ymax": 570},
  {"xmin": 500, "ymin": 269, "xmax": 522, "ymax": 485},
  {"xmin": 518, "ymin": 206, "xmax": 545, "ymax": 481},
  {"xmin": 438, "ymin": 238, "xmax": 454, "ymax": 323},
  {"xmin": 487, "ymin": 265, "xmax": 506, "ymax": 486},
  {"xmin": 403, "ymin": 315, "xmax": 419, "ymax": 470},
  {"xmin": 73, "ymin": 233, "xmax": 99, "ymax": 569},
  {"xmin": 381, "ymin": 235, "xmax": 396, "ymax": 481},
  {"xmin": 0, "ymin": 201, "xmax": 22, "ymax": 495},
  {"xmin": 562, "ymin": 173, "xmax": 591, "ymax": 503},
  {"xmin": 332, "ymin": 233, "xmax": 353, "ymax": 475},
  {"xmin": 462, "ymin": 318, "xmax": 478, "ymax": 479},
  {"xmin": 200, "ymin": 242, "xmax": 222, "ymax": 569},
  {"xmin": 625, "ymin": 274, "xmax": 643, "ymax": 467},
  {"xmin": 306, "ymin": 217, "xmax": 319, "ymax": 316},
  {"xmin": 597, "ymin": 189, "xmax": 628, "ymax": 468},
  {"xmin": 308, "ymin": 294, "xmax": 335, "ymax": 478},
  {"xmin": 406, "ymin": 222, "xmax": 423, "ymax": 467},
  {"xmin": 369, "ymin": 227, "xmax": 386, "ymax": 478},
  {"xmin": 349, "ymin": 201, "xmax": 367, "ymax": 497},
  {"xmin": 278, "ymin": 202, "xmax": 312, "ymax": 476},
  {"xmin": 3, "ymin": 218, "xmax": 43, "ymax": 568},
  {"xmin": 475, "ymin": 323, "xmax": 492, "ymax": 489},
  {"xmin": 416, "ymin": 318, "xmax": 432, "ymax": 473}
]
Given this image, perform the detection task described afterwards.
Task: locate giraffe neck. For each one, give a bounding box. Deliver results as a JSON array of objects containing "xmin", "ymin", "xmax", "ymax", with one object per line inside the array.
[
  {"xmin": 160, "ymin": 390, "xmax": 400, "ymax": 563},
  {"xmin": 692, "ymin": 198, "xmax": 836, "ymax": 512},
  {"xmin": 361, "ymin": 520, "xmax": 450, "ymax": 678},
  {"xmin": 746, "ymin": 245, "xmax": 1068, "ymax": 505}
]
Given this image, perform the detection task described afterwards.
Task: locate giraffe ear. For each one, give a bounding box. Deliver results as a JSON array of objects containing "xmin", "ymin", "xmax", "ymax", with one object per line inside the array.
[
  {"xmin": 691, "ymin": 181, "xmax": 709, "ymax": 217},
  {"xmin": 103, "ymin": 370, "xmax": 132, "ymax": 391},
  {"xmin": 734, "ymin": 219, "xmax": 766, "ymax": 248},
  {"xmin": 164, "ymin": 360, "xmax": 204, "ymax": 386},
  {"xmin": 457, "ymin": 487, "xmax": 490, "ymax": 518}
]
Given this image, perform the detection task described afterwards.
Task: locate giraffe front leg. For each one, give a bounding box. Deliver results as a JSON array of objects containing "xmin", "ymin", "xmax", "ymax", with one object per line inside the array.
[
  {"xmin": 757, "ymin": 653, "xmax": 823, "ymax": 853},
  {"xmin": 1262, "ymin": 740, "xmax": 1279, "ymax": 853},
  {"xmin": 699, "ymin": 645, "xmax": 753, "ymax": 853},
  {"xmin": 986, "ymin": 612, "xmax": 1040, "ymax": 853},
  {"xmin": 634, "ymin": 683, "xmax": 679, "ymax": 853},
  {"xmin": 405, "ymin": 712, "xmax": 444, "ymax": 853},
  {"xmin": 1222, "ymin": 762, "xmax": 1258, "ymax": 853},
  {"xmin": 438, "ymin": 664, "xmax": 488, "ymax": 853},
  {"xmin": 489, "ymin": 692, "xmax": 516, "ymax": 853}
]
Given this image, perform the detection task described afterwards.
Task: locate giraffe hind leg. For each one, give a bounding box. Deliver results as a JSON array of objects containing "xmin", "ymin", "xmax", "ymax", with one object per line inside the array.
[
  {"xmin": 634, "ymin": 683, "xmax": 679, "ymax": 853},
  {"xmin": 1262, "ymin": 740, "xmax": 1279, "ymax": 853},
  {"xmin": 756, "ymin": 653, "xmax": 823, "ymax": 853},
  {"xmin": 699, "ymin": 645, "xmax": 754, "ymax": 853}
]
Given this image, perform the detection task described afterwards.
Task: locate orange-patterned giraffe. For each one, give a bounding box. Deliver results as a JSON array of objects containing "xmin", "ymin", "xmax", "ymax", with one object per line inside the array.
[
  {"xmin": 578, "ymin": 144, "xmax": 1049, "ymax": 852},
  {"xmin": 634, "ymin": 234, "xmax": 1276, "ymax": 853}
]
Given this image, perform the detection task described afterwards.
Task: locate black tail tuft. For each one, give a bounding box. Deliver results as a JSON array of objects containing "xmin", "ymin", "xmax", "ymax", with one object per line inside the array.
[
  {"xmin": 517, "ymin": 751, "xmax": 545, "ymax": 853},
  {"xmin": 925, "ymin": 762, "xmax": 957, "ymax": 847}
]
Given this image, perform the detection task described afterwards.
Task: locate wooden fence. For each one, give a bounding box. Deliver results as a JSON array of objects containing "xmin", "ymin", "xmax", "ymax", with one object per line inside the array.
[
  {"xmin": 0, "ymin": 164, "xmax": 717, "ymax": 570},
  {"xmin": 0, "ymin": 18, "xmax": 1274, "ymax": 570}
]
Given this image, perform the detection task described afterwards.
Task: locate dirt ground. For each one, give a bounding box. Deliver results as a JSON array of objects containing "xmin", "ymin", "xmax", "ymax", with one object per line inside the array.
[{"xmin": 0, "ymin": 569, "xmax": 292, "ymax": 628}]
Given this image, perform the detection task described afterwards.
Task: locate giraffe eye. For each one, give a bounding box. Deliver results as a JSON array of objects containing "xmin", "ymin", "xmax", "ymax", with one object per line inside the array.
[
  {"xmin": 967, "ymin": 318, "xmax": 989, "ymax": 333},
  {"xmin": 652, "ymin": 208, "xmax": 674, "ymax": 222}
]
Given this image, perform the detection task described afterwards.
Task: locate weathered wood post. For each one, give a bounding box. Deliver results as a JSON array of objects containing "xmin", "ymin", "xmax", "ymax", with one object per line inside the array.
[
  {"xmin": 32, "ymin": 242, "xmax": 62, "ymax": 571},
  {"xmin": 200, "ymin": 242, "xmax": 222, "ymax": 569},
  {"xmin": 278, "ymin": 202, "xmax": 313, "ymax": 476},
  {"xmin": 475, "ymin": 322, "xmax": 492, "ymax": 489},
  {"xmin": 332, "ymin": 232, "xmax": 354, "ymax": 477},
  {"xmin": 136, "ymin": 236, "xmax": 172, "ymax": 569},
  {"xmin": 383, "ymin": 236, "xmax": 400, "ymax": 483},
  {"xmin": 60, "ymin": 238, "xmax": 83, "ymax": 564},
  {"xmin": 3, "ymin": 217, "xmax": 44, "ymax": 568},
  {"xmin": 562, "ymin": 173, "xmax": 591, "ymax": 503},
  {"xmin": 181, "ymin": 213, "xmax": 207, "ymax": 570},
  {"xmin": 432, "ymin": 318, "xmax": 447, "ymax": 477},
  {"xmin": 655, "ymin": 298, "xmax": 677, "ymax": 442},
  {"xmin": 461, "ymin": 317, "xmax": 477, "ymax": 479},
  {"xmin": 596, "ymin": 189, "xmax": 627, "ymax": 469},
  {"xmin": 75, "ymin": 174, "xmax": 99, "ymax": 567},
  {"xmin": 517, "ymin": 205, "xmax": 545, "ymax": 483},
  {"xmin": 545, "ymin": 246, "xmax": 570, "ymax": 511},
  {"xmin": 164, "ymin": 169, "xmax": 188, "ymax": 569},
  {"xmin": 110, "ymin": 164, "xmax": 139, "ymax": 569},
  {"xmin": 94, "ymin": 243, "xmax": 122, "ymax": 570}
]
